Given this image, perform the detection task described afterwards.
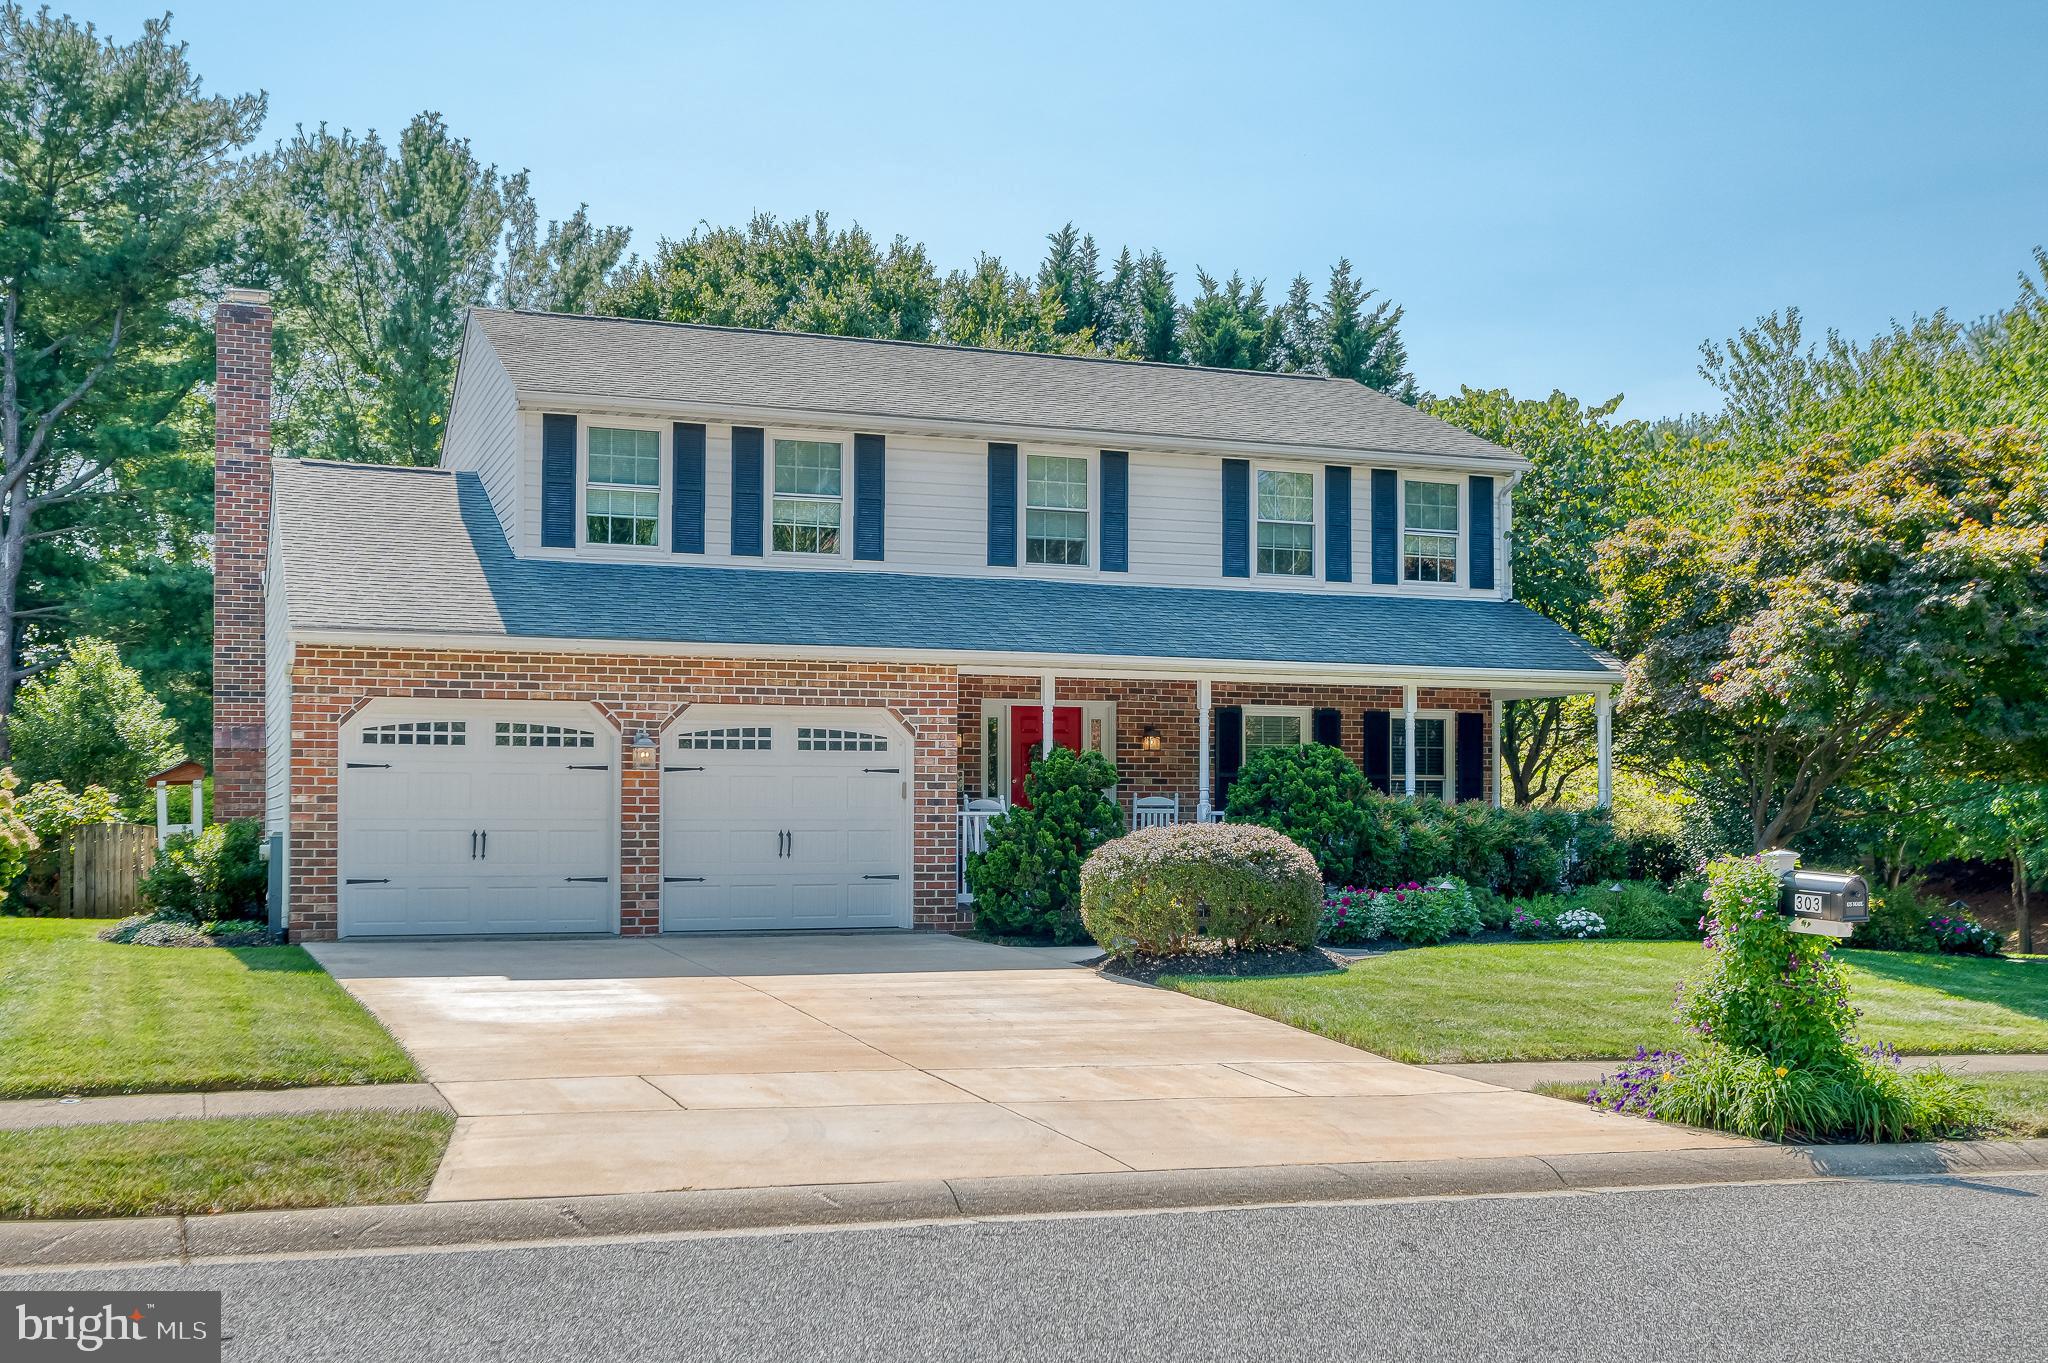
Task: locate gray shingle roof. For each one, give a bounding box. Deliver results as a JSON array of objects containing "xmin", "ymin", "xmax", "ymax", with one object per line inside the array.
[
  {"xmin": 272, "ymin": 460, "xmax": 1617, "ymax": 678},
  {"xmin": 468, "ymin": 309, "xmax": 1519, "ymax": 463}
]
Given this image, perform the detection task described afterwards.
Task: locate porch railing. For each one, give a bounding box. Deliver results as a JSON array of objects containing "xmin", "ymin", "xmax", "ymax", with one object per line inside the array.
[{"xmin": 958, "ymin": 805, "xmax": 1003, "ymax": 901}]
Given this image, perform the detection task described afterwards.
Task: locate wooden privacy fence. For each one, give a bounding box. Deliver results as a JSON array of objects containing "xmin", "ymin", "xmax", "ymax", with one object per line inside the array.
[{"xmin": 57, "ymin": 822, "xmax": 157, "ymax": 918}]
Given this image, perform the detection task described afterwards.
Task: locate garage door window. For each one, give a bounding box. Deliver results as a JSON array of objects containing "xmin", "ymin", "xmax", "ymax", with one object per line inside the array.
[
  {"xmin": 361, "ymin": 720, "xmax": 466, "ymax": 746},
  {"xmin": 797, "ymin": 727, "xmax": 888, "ymax": 752},
  {"xmin": 495, "ymin": 722, "xmax": 595, "ymax": 749},
  {"xmin": 678, "ymin": 726, "xmax": 772, "ymax": 751}
]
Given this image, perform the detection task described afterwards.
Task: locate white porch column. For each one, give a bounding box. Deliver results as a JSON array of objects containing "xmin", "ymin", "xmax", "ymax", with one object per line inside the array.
[
  {"xmin": 154, "ymin": 782, "xmax": 171, "ymax": 848},
  {"xmin": 1490, "ymin": 695, "xmax": 1504, "ymax": 809},
  {"xmin": 1196, "ymin": 678, "xmax": 1213, "ymax": 820},
  {"xmin": 1402, "ymin": 683, "xmax": 1418, "ymax": 797},
  {"xmin": 191, "ymin": 777, "xmax": 204, "ymax": 831},
  {"xmin": 1596, "ymin": 689, "xmax": 1614, "ymax": 808},
  {"xmin": 1040, "ymin": 671, "xmax": 1055, "ymax": 758}
]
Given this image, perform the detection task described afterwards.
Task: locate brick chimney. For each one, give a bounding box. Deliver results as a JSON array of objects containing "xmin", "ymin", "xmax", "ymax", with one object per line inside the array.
[{"xmin": 212, "ymin": 289, "xmax": 272, "ymax": 823}]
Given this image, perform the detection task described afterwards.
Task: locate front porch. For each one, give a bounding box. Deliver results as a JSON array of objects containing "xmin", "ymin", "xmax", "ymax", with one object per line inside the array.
[{"xmin": 953, "ymin": 668, "xmax": 1617, "ymax": 897}]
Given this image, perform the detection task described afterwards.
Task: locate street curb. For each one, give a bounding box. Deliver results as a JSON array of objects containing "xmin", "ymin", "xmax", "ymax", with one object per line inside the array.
[{"xmin": 3, "ymin": 1138, "xmax": 2044, "ymax": 1271}]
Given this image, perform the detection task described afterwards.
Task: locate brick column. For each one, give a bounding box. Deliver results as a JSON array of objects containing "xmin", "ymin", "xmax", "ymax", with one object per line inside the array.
[{"xmin": 212, "ymin": 289, "xmax": 272, "ymax": 822}]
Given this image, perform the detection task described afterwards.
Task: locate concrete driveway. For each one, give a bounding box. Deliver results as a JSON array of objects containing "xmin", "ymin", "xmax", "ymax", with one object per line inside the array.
[{"xmin": 307, "ymin": 934, "xmax": 1734, "ymax": 1202}]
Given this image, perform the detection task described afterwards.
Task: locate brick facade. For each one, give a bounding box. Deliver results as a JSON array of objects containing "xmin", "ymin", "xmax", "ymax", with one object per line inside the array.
[
  {"xmin": 958, "ymin": 674, "xmax": 1493, "ymax": 814},
  {"xmin": 212, "ymin": 290, "xmax": 273, "ymax": 821},
  {"xmin": 284, "ymin": 648, "xmax": 962, "ymax": 942}
]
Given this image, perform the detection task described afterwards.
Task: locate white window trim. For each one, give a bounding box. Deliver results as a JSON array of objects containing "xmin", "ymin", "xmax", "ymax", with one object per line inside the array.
[
  {"xmin": 1253, "ymin": 463, "xmax": 1319, "ymax": 582},
  {"xmin": 1242, "ymin": 703, "xmax": 1314, "ymax": 753},
  {"xmin": 1015, "ymin": 446, "xmax": 1098, "ymax": 574},
  {"xmin": 766, "ymin": 428, "xmax": 853, "ymax": 562},
  {"xmin": 1394, "ymin": 707, "xmax": 1457, "ymax": 800},
  {"xmin": 579, "ymin": 420, "xmax": 667, "ymax": 553},
  {"xmin": 1399, "ymin": 472, "xmax": 1463, "ymax": 587}
]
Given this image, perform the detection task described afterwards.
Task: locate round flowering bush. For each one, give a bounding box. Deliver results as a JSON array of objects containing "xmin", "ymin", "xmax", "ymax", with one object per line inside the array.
[
  {"xmin": 1927, "ymin": 912, "xmax": 2003, "ymax": 957},
  {"xmin": 1080, "ymin": 822, "xmax": 1321, "ymax": 957},
  {"xmin": 1553, "ymin": 908, "xmax": 1606, "ymax": 939},
  {"xmin": 1319, "ymin": 886, "xmax": 1389, "ymax": 945},
  {"xmin": 1508, "ymin": 907, "xmax": 1550, "ymax": 939}
]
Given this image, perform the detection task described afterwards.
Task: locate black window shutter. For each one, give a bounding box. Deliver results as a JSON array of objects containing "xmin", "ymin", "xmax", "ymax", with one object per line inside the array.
[
  {"xmin": 1370, "ymin": 468, "xmax": 1398, "ymax": 584},
  {"xmin": 672, "ymin": 422, "xmax": 706, "ymax": 554},
  {"xmin": 1469, "ymin": 474, "xmax": 1496, "ymax": 590},
  {"xmin": 540, "ymin": 413, "xmax": 577, "ymax": 548},
  {"xmin": 1221, "ymin": 459, "xmax": 1250, "ymax": 577},
  {"xmin": 1100, "ymin": 450, "xmax": 1129, "ymax": 572},
  {"xmin": 731, "ymin": 426, "xmax": 764, "ymax": 556},
  {"xmin": 1456, "ymin": 711, "xmax": 1485, "ymax": 802},
  {"xmin": 1362, "ymin": 709, "xmax": 1392, "ymax": 792},
  {"xmin": 1215, "ymin": 705, "xmax": 1245, "ymax": 809},
  {"xmin": 987, "ymin": 443, "xmax": 1018, "ymax": 566},
  {"xmin": 854, "ymin": 433, "xmax": 886, "ymax": 561},
  {"xmin": 1324, "ymin": 466, "xmax": 1352, "ymax": 583},
  {"xmin": 1313, "ymin": 708, "xmax": 1343, "ymax": 749}
]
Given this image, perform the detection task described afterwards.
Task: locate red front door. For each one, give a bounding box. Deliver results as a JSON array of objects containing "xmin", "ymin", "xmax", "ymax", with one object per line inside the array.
[{"xmin": 1010, "ymin": 705, "xmax": 1083, "ymax": 807}]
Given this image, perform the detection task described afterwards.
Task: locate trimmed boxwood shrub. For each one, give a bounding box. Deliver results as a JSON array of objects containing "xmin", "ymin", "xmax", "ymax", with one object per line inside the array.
[
  {"xmin": 967, "ymin": 747, "xmax": 1123, "ymax": 943},
  {"xmin": 138, "ymin": 818, "xmax": 267, "ymax": 922},
  {"xmin": 1220, "ymin": 744, "xmax": 1377, "ymax": 883},
  {"xmin": 1080, "ymin": 822, "xmax": 1321, "ymax": 957}
]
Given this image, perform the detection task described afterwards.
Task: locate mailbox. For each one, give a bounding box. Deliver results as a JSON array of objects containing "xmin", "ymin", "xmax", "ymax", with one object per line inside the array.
[{"xmin": 1778, "ymin": 870, "xmax": 1870, "ymax": 925}]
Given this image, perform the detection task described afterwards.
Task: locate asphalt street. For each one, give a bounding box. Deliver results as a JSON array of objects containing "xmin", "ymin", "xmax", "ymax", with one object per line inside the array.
[{"xmin": 6, "ymin": 1172, "xmax": 2042, "ymax": 1362}]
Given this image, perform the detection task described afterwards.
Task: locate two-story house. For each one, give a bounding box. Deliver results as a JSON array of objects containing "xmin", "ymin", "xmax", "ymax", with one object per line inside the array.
[{"xmin": 210, "ymin": 291, "xmax": 1619, "ymax": 942}]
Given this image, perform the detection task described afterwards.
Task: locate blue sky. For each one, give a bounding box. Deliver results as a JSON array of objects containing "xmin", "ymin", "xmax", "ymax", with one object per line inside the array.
[{"xmin": 90, "ymin": 1, "xmax": 2048, "ymax": 417}]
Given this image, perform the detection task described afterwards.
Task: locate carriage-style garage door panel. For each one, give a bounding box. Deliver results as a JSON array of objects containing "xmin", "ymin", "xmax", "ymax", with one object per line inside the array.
[
  {"xmin": 340, "ymin": 707, "xmax": 616, "ymax": 937},
  {"xmin": 662, "ymin": 711, "xmax": 912, "ymax": 932}
]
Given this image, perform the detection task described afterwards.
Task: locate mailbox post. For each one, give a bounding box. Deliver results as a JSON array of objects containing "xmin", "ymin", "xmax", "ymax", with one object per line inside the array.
[{"xmin": 1762, "ymin": 850, "xmax": 1870, "ymax": 939}]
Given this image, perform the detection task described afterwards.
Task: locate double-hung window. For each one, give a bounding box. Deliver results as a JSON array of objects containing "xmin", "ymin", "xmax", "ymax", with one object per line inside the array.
[
  {"xmin": 585, "ymin": 427, "xmax": 659, "ymax": 546},
  {"xmin": 1403, "ymin": 479, "xmax": 1460, "ymax": 583},
  {"xmin": 772, "ymin": 438, "xmax": 843, "ymax": 555},
  {"xmin": 1256, "ymin": 469, "xmax": 1315, "ymax": 576},
  {"xmin": 1242, "ymin": 706, "xmax": 1310, "ymax": 754},
  {"xmin": 1391, "ymin": 716, "xmax": 1451, "ymax": 800},
  {"xmin": 1025, "ymin": 454, "xmax": 1089, "ymax": 565}
]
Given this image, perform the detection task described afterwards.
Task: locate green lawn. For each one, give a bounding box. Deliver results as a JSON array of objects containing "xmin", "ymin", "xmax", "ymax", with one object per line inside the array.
[
  {"xmin": 0, "ymin": 916, "xmax": 419, "ymax": 1099},
  {"xmin": 1165, "ymin": 941, "xmax": 2048, "ymax": 1064},
  {"xmin": 0, "ymin": 1112, "xmax": 453, "ymax": 1219}
]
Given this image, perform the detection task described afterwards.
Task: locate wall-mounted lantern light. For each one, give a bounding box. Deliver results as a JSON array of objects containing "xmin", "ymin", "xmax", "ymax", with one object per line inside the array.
[
  {"xmin": 1140, "ymin": 727, "xmax": 1162, "ymax": 752},
  {"xmin": 630, "ymin": 729, "xmax": 659, "ymax": 769}
]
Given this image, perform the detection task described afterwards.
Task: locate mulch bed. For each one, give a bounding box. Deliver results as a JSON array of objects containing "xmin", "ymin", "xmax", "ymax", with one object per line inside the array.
[{"xmin": 1093, "ymin": 944, "xmax": 1350, "ymax": 985}]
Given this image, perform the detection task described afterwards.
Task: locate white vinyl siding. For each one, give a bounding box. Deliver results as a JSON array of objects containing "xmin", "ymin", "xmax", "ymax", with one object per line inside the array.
[
  {"xmin": 264, "ymin": 523, "xmax": 293, "ymax": 927},
  {"xmin": 441, "ymin": 330, "xmax": 521, "ymax": 536}
]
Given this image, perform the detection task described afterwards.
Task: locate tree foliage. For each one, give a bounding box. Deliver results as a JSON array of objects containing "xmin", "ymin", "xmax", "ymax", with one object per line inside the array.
[
  {"xmin": 1600, "ymin": 427, "xmax": 2048, "ymax": 851},
  {"xmin": 7, "ymin": 636, "xmax": 180, "ymax": 797},
  {"xmin": 0, "ymin": 7, "xmax": 260, "ymax": 737}
]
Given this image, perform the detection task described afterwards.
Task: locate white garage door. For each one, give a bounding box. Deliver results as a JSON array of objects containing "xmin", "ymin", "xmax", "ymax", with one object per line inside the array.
[
  {"xmin": 661, "ymin": 709, "xmax": 912, "ymax": 932},
  {"xmin": 339, "ymin": 705, "xmax": 616, "ymax": 937}
]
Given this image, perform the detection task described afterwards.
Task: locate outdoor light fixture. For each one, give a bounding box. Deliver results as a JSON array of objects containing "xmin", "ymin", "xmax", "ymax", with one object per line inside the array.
[
  {"xmin": 1141, "ymin": 727, "xmax": 1162, "ymax": 752},
  {"xmin": 630, "ymin": 729, "xmax": 659, "ymax": 769}
]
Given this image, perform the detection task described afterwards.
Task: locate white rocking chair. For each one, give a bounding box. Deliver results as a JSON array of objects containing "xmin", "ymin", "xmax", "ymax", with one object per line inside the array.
[{"xmin": 1131, "ymin": 794, "xmax": 1181, "ymax": 830}]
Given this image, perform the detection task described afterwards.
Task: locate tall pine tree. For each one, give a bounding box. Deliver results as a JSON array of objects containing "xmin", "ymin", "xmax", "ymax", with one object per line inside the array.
[
  {"xmin": 1036, "ymin": 223, "xmax": 1101, "ymax": 340},
  {"xmin": 1320, "ymin": 258, "xmax": 1418, "ymax": 401}
]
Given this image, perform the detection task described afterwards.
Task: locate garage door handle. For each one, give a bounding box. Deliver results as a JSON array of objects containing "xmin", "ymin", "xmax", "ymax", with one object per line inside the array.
[
  {"xmin": 566, "ymin": 763, "xmax": 609, "ymax": 770},
  {"xmin": 346, "ymin": 762, "xmax": 391, "ymax": 769},
  {"xmin": 565, "ymin": 875, "xmax": 610, "ymax": 883},
  {"xmin": 664, "ymin": 765, "xmax": 704, "ymax": 773},
  {"xmin": 345, "ymin": 877, "xmax": 390, "ymax": 885},
  {"xmin": 664, "ymin": 876, "xmax": 704, "ymax": 883},
  {"xmin": 470, "ymin": 830, "xmax": 477, "ymax": 860},
  {"xmin": 863, "ymin": 874, "xmax": 900, "ymax": 881}
]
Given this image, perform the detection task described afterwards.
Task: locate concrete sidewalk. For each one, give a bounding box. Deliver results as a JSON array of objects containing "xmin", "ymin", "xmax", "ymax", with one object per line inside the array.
[{"xmin": 0, "ymin": 1084, "xmax": 448, "ymax": 1131}]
